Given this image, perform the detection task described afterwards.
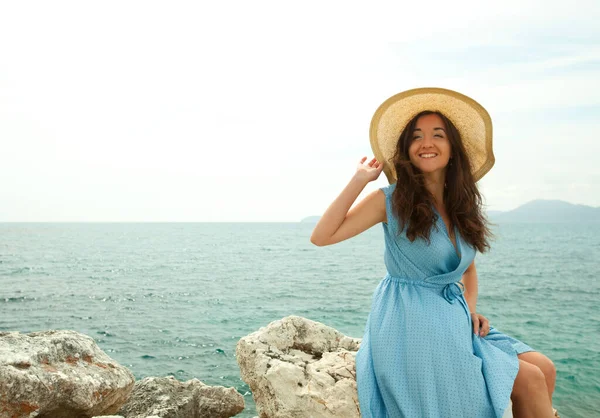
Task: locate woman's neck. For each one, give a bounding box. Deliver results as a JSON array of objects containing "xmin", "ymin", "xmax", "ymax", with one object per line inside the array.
[{"xmin": 423, "ymin": 172, "xmax": 446, "ymax": 207}]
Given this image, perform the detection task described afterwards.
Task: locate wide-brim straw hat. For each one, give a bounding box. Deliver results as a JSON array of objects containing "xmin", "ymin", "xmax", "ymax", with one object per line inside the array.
[{"xmin": 370, "ymin": 87, "xmax": 494, "ymax": 184}]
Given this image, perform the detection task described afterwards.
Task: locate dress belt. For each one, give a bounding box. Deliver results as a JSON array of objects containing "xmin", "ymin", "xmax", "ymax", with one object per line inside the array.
[
  {"xmin": 442, "ymin": 282, "xmax": 466, "ymax": 304},
  {"xmin": 384, "ymin": 273, "xmax": 466, "ymax": 304}
]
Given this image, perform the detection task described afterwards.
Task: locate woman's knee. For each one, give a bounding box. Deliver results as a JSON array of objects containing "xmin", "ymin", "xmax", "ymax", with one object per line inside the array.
[
  {"xmin": 540, "ymin": 356, "xmax": 557, "ymax": 386},
  {"xmin": 512, "ymin": 360, "xmax": 548, "ymax": 399},
  {"xmin": 518, "ymin": 352, "xmax": 557, "ymax": 386}
]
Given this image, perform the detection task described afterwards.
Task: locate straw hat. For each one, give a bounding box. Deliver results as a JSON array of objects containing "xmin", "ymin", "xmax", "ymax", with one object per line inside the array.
[{"xmin": 369, "ymin": 87, "xmax": 494, "ymax": 184}]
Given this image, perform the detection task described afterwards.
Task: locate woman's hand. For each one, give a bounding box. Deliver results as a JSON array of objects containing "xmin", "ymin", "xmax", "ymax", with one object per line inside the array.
[
  {"xmin": 355, "ymin": 156, "xmax": 384, "ymax": 183},
  {"xmin": 471, "ymin": 313, "xmax": 490, "ymax": 338}
]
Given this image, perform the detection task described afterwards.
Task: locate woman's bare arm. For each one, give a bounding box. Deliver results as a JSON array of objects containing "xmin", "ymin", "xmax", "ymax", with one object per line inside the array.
[
  {"xmin": 462, "ymin": 260, "xmax": 491, "ymax": 337},
  {"xmin": 310, "ymin": 158, "xmax": 385, "ymax": 246}
]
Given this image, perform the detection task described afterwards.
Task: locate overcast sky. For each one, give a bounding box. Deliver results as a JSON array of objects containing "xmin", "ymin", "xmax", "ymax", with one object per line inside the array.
[{"xmin": 1, "ymin": 1, "xmax": 599, "ymax": 221}]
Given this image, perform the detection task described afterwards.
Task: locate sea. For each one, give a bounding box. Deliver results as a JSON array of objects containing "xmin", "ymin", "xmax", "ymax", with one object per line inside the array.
[{"xmin": 1, "ymin": 222, "xmax": 599, "ymax": 417}]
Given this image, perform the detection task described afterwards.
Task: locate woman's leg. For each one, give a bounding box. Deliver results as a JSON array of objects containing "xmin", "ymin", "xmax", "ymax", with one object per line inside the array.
[
  {"xmin": 517, "ymin": 352, "xmax": 557, "ymax": 401},
  {"xmin": 511, "ymin": 359, "xmax": 555, "ymax": 418}
]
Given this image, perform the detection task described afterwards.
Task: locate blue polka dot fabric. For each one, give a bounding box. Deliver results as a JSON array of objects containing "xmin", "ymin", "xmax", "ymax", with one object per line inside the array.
[{"xmin": 355, "ymin": 183, "xmax": 535, "ymax": 418}]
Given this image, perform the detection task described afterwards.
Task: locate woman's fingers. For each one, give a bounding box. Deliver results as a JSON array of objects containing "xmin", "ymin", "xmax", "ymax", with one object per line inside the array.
[
  {"xmin": 480, "ymin": 316, "xmax": 490, "ymax": 337},
  {"xmin": 471, "ymin": 313, "xmax": 490, "ymax": 338},
  {"xmin": 358, "ymin": 157, "xmax": 383, "ymax": 179},
  {"xmin": 471, "ymin": 314, "xmax": 480, "ymax": 336},
  {"xmin": 359, "ymin": 157, "xmax": 381, "ymax": 168}
]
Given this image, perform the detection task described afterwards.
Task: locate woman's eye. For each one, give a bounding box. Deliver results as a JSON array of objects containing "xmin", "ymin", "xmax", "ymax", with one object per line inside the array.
[
  {"xmin": 434, "ymin": 134, "xmax": 443, "ymax": 138},
  {"xmin": 412, "ymin": 136, "xmax": 422, "ymax": 140}
]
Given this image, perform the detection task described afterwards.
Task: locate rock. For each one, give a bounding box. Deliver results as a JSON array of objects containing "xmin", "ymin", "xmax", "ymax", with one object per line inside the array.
[
  {"xmin": 236, "ymin": 315, "xmax": 361, "ymax": 418},
  {"xmin": 0, "ymin": 330, "xmax": 135, "ymax": 418},
  {"xmin": 118, "ymin": 376, "xmax": 245, "ymax": 418}
]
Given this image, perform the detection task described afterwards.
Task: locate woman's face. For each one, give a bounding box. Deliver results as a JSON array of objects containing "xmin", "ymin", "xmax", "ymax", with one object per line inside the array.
[{"xmin": 408, "ymin": 113, "xmax": 452, "ymax": 176}]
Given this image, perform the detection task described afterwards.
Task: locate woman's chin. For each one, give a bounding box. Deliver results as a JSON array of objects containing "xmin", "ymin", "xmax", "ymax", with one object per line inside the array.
[{"xmin": 416, "ymin": 165, "xmax": 447, "ymax": 173}]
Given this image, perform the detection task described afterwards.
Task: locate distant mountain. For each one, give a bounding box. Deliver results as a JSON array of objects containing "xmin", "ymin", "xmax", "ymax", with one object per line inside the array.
[
  {"xmin": 300, "ymin": 216, "xmax": 321, "ymax": 223},
  {"xmin": 488, "ymin": 199, "xmax": 600, "ymax": 222}
]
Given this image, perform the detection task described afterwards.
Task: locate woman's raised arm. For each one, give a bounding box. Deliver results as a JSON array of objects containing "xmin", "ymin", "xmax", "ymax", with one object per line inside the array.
[{"xmin": 310, "ymin": 157, "xmax": 385, "ymax": 246}]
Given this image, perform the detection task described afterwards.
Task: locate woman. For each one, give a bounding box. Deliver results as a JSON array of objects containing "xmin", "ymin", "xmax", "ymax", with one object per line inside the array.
[{"xmin": 310, "ymin": 88, "xmax": 557, "ymax": 418}]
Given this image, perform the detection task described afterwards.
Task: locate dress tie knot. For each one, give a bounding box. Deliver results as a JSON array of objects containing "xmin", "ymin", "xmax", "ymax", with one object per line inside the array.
[{"xmin": 443, "ymin": 282, "xmax": 465, "ymax": 304}]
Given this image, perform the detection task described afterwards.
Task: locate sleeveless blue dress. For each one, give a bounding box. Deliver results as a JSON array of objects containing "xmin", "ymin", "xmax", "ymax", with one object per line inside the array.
[{"xmin": 355, "ymin": 183, "xmax": 535, "ymax": 418}]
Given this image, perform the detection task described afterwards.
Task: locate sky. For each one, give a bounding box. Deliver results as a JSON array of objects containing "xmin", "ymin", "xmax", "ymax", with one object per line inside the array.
[{"xmin": 1, "ymin": 1, "xmax": 599, "ymax": 222}]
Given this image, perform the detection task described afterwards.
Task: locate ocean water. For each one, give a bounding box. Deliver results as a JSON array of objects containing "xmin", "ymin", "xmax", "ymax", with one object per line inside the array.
[{"xmin": 1, "ymin": 222, "xmax": 599, "ymax": 417}]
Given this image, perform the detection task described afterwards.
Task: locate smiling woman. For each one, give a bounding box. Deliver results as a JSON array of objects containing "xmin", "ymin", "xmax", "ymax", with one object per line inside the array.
[{"xmin": 311, "ymin": 87, "xmax": 559, "ymax": 418}]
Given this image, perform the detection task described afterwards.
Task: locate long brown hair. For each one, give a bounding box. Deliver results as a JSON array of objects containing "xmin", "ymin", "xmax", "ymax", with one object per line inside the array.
[{"xmin": 390, "ymin": 110, "xmax": 492, "ymax": 253}]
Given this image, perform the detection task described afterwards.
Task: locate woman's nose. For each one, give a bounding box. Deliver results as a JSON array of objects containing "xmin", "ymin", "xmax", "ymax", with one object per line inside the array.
[{"xmin": 421, "ymin": 135, "xmax": 434, "ymax": 147}]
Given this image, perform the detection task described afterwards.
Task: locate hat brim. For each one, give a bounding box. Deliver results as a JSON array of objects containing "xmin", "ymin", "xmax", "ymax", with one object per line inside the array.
[{"xmin": 370, "ymin": 87, "xmax": 494, "ymax": 183}]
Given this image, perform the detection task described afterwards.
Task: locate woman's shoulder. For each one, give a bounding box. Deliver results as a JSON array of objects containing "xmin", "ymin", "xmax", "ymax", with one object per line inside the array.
[{"xmin": 379, "ymin": 182, "xmax": 397, "ymax": 197}]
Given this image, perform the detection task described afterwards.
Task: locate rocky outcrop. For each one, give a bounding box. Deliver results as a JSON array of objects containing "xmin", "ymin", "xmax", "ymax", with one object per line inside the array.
[
  {"xmin": 236, "ymin": 315, "xmax": 361, "ymax": 418},
  {"xmin": 117, "ymin": 376, "xmax": 245, "ymax": 418},
  {"xmin": 0, "ymin": 330, "xmax": 135, "ymax": 418},
  {"xmin": 0, "ymin": 331, "xmax": 245, "ymax": 418}
]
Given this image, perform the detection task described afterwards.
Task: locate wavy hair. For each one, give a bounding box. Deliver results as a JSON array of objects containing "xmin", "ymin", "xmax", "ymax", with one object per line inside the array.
[{"xmin": 389, "ymin": 110, "xmax": 493, "ymax": 253}]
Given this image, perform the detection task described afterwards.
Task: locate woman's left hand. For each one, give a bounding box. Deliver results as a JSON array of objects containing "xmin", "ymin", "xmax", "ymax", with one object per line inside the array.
[{"xmin": 470, "ymin": 313, "xmax": 490, "ymax": 338}]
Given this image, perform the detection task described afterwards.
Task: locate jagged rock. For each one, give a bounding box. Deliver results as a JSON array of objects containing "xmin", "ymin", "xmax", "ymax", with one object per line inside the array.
[
  {"xmin": 118, "ymin": 376, "xmax": 244, "ymax": 418},
  {"xmin": 0, "ymin": 330, "xmax": 135, "ymax": 418},
  {"xmin": 236, "ymin": 315, "xmax": 361, "ymax": 418}
]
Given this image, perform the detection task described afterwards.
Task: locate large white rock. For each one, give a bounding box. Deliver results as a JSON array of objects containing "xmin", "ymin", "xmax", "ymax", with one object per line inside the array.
[
  {"xmin": 117, "ymin": 376, "xmax": 245, "ymax": 418},
  {"xmin": 236, "ymin": 315, "xmax": 361, "ymax": 418},
  {"xmin": 0, "ymin": 330, "xmax": 135, "ymax": 418}
]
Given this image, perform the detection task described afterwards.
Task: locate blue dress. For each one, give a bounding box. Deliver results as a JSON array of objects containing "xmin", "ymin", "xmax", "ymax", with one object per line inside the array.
[{"xmin": 355, "ymin": 183, "xmax": 535, "ymax": 418}]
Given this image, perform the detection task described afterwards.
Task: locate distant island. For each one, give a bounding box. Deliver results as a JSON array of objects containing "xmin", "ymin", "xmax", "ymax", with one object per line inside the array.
[
  {"xmin": 302, "ymin": 200, "xmax": 600, "ymax": 223},
  {"xmin": 487, "ymin": 199, "xmax": 600, "ymax": 222}
]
